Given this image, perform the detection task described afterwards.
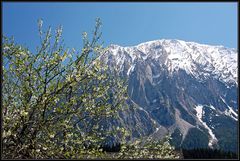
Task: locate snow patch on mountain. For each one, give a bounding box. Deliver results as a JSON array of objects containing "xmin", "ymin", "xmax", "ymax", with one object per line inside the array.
[
  {"xmin": 127, "ymin": 64, "xmax": 135, "ymax": 76},
  {"xmin": 219, "ymin": 96, "xmax": 238, "ymax": 121},
  {"xmin": 195, "ymin": 105, "xmax": 218, "ymax": 148},
  {"xmin": 209, "ymin": 105, "xmax": 216, "ymax": 111}
]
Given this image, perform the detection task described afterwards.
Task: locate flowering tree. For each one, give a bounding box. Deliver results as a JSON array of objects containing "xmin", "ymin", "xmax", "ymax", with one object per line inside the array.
[
  {"xmin": 2, "ymin": 18, "xmax": 128, "ymax": 159},
  {"xmin": 2, "ymin": 18, "xmax": 179, "ymax": 159}
]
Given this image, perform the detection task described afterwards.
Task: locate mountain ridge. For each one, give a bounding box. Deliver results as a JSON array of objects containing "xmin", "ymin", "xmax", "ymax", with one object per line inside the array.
[
  {"xmin": 105, "ymin": 39, "xmax": 237, "ymax": 85},
  {"xmin": 109, "ymin": 39, "xmax": 237, "ymax": 50},
  {"xmin": 100, "ymin": 39, "xmax": 238, "ymax": 152}
]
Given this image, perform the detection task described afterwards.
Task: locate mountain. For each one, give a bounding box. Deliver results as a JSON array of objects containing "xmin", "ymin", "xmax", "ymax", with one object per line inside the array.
[{"xmin": 100, "ymin": 39, "xmax": 238, "ymax": 152}]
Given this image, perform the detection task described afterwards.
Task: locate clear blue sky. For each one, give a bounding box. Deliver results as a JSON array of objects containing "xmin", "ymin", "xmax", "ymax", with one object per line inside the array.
[{"xmin": 3, "ymin": 2, "xmax": 238, "ymax": 52}]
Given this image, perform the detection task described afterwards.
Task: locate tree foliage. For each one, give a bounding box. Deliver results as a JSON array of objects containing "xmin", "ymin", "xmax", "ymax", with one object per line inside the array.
[
  {"xmin": 2, "ymin": 18, "xmax": 179, "ymax": 159},
  {"xmin": 3, "ymin": 18, "xmax": 127, "ymax": 159},
  {"xmin": 117, "ymin": 135, "xmax": 180, "ymax": 159}
]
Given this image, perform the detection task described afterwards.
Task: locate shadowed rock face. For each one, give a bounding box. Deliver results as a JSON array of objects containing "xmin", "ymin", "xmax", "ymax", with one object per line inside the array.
[{"xmin": 100, "ymin": 39, "xmax": 238, "ymax": 152}]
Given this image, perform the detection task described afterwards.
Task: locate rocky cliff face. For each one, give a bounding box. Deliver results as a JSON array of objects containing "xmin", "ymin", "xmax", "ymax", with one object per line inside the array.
[{"xmin": 100, "ymin": 39, "xmax": 238, "ymax": 152}]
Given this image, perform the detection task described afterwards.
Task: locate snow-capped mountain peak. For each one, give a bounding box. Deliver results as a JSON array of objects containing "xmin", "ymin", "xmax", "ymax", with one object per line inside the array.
[
  {"xmin": 101, "ymin": 39, "xmax": 238, "ymax": 151},
  {"xmin": 106, "ymin": 39, "xmax": 237, "ymax": 85}
]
